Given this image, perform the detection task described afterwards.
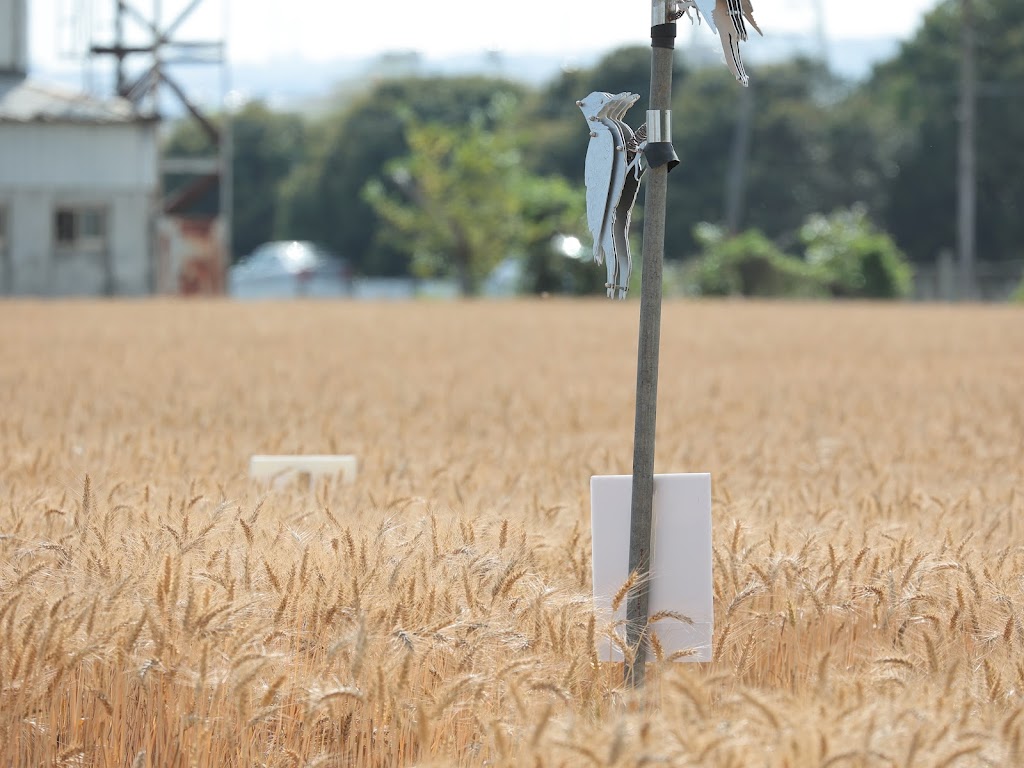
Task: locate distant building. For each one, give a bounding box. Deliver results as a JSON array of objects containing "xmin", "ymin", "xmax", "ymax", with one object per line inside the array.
[
  {"xmin": 0, "ymin": 0, "xmax": 159, "ymax": 296},
  {"xmin": 369, "ymin": 51, "xmax": 424, "ymax": 80}
]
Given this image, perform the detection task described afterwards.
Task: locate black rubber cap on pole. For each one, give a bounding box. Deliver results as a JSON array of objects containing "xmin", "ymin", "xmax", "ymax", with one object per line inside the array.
[
  {"xmin": 645, "ymin": 142, "xmax": 679, "ymax": 171},
  {"xmin": 651, "ymin": 23, "xmax": 677, "ymax": 49}
]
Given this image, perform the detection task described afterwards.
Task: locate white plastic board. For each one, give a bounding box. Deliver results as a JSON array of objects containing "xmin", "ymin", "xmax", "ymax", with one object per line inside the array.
[
  {"xmin": 591, "ymin": 473, "xmax": 713, "ymax": 662},
  {"xmin": 249, "ymin": 455, "xmax": 358, "ymax": 486}
]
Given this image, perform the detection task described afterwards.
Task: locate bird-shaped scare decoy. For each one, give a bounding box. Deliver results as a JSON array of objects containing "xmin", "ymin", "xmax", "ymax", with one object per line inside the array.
[
  {"xmin": 576, "ymin": 3, "xmax": 762, "ymax": 299},
  {"xmin": 685, "ymin": 0, "xmax": 762, "ymax": 87},
  {"xmin": 577, "ymin": 91, "xmax": 646, "ymax": 299}
]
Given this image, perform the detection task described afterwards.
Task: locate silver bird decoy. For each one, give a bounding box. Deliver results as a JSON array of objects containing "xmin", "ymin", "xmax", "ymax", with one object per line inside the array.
[
  {"xmin": 577, "ymin": 91, "xmax": 645, "ymax": 299},
  {"xmin": 604, "ymin": 92, "xmax": 645, "ymax": 300},
  {"xmin": 692, "ymin": 0, "xmax": 762, "ymax": 87}
]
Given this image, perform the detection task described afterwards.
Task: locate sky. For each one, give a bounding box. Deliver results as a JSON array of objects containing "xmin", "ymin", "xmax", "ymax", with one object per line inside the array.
[{"xmin": 29, "ymin": 0, "xmax": 943, "ymax": 71}]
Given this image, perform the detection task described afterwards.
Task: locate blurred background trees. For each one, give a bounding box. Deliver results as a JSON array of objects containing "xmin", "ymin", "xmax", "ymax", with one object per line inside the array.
[
  {"xmin": 364, "ymin": 101, "xmax": 529, "ymax": 296},
  {"xmin": 275, "ymin": 76, "xmax": 528, "ymax": 279},
  {"xmin": 164, "ymin": 0, "xmax": 1023, "ymax": 299}
]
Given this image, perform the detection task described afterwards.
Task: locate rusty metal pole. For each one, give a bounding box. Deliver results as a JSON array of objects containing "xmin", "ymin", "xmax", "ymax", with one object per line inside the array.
[{"xmin": 624, "ymin": 0, "xmax": 678, "ymax": 689}]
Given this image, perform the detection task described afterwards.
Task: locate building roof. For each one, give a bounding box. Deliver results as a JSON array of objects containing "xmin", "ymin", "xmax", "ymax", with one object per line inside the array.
[{"xmin": 0, "ymin": 74, "xmax": 155, "ymax": 125}]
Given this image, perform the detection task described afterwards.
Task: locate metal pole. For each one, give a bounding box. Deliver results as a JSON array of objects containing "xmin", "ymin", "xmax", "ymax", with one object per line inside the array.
[
  {"xmin": 115, "ymin": 1, "xmax": 126, "ymax": 96},
  {"xmin": 724, "ymin": 84, "xmax": 754, "ymax": 234},
  {"xmin": 625, "ymin": 0, "xmax": 676, "ymax": 688},
  {"xmin": 957, "ymin": 0, "xmax": 977, "ymax": 301},
  {"xmin": 220, "ymin": 0, "xmax": 233, "ymax": 282}
]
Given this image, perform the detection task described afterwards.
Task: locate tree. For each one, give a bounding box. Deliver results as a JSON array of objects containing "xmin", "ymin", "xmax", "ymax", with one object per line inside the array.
[
  {"xmin": 363, "ymin": 109, "xmax": 522, "ymax": 295},
  {"xmin": 529, "ymin": 52, "xmax": 900, "ymax": 270},
  {"xmin": 516, "ymin": 175, "xmax": 602, "ymax": 295},
  {"xmin": 363, "ymin": 100, "xmax": 591, "ymax": 296},
  {"xmin": 277, "ymin": 77, "xmax": 528, "ymax": 277},
  {"xmin": 867, "ymin": 0, "xmax": 1024, "ymax": 265},
  {"xmin": 667, "ymin": 59, "xmax": 884, "ymax": 261},
  {"xmin": 684, "ymin": 223, "xmax": 826, "ymax": 298},
  {"xmin": 800, "ymin": 206, "xmax": 913, "ymax": 298}
]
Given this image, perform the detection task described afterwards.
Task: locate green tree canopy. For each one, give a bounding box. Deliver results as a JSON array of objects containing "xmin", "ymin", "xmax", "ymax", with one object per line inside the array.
[
  {"xmin": 665, "ymin": 58, "xmax": 888, "ymax": 260},
  {"xmin": 165, "ymin": 1, "xmax": 1024, "ymax": 296},
  {"xmin": 362, "ymin": 101, "xmax": 587, "ymax": 296},
  {"xmin": 801, "ymin": 206, "xmax": 913, "ymax": 298},
  {"xmin": 277, "ymin": 76, "xmax": 528, "ymax": 277},
  {"xmin": 867, "ymin": 0, "xmax": 1024, "ymax": 264}
]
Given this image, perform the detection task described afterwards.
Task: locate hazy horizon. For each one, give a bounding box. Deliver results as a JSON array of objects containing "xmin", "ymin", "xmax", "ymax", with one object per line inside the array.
[{"xmin": 30, "ymin": 0, "xmax": 942, "ymax": 70}]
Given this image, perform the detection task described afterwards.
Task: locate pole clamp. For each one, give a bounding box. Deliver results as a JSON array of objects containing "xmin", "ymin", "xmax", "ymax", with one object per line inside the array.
[{"xmin": 644, "ymin": 110, "xmax": 679, "ymax": 171}]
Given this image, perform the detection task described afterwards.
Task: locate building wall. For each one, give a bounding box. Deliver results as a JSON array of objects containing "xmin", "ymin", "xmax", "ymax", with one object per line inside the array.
[
  {"xmin": 0, "ymin": 0, "xmax": 28, "ymax": 75},
  {"xmin": 0, "ymin": 122, "xmax": 159, "ymax": 296},
  {"xmin": 0, "ymin": 123, "xmax": 158, "ymax": 188}
]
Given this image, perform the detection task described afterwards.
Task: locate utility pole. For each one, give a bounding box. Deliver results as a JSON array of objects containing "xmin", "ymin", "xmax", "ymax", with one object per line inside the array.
[
  {"xmin": 622, "ymin": 0, "xmax": 760, "ymax": 688},
  {"xmin": 625, "ymin": 0, "xmax": 679, "ymax": 689},
  {"xmin": 957, "ymin": 0, "xmax": 977, "ymax": 301},
  {"xmin": 112, "ymin": 1, "xmax": 125, "ymax": 93},
  {"xmin": 724, "ymin": 84, "xmax": 754, "ymax": 234},
  {"xmin": 810, "ymin": 0, "xmax": 828, "ymax": 69}
]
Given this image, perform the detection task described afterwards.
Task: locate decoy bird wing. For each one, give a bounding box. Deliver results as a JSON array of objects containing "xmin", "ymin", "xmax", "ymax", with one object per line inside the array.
[
  {"xmin": 610, "ymin": 92, "xmax": 640, "ymax": 123},
  {"xmin": 715, "ymin": 21, "xmax": 750, "ymax": 86},
  {"xmin": 617, "ymin": 119, "xmax": 636, "ymax": 148},
  {"xmin": 599, "ymin": 113, "xmax": 627, "ymax": 147},
  {"xmin": 605, "ymin": 123, "xmax": 629, "ymax": 205},
  {"xmin": 741, "ymin": 0, "xmax": 762, "ymax": 36},
  {"xmin": 601, "ymin": 93, "xmax": 626, "ymax": 124},
  {"xmin": 598, "ymin": 116, "xmax": 631, "ymax": 216},
  {"xmin": 584, "ymin": 125, "xmax": 617, "ymax": 261},
  {"xmin": 608, "ymin": 94, "xmax": 640, "ymax": 148},
  {"xmin": 612, "ymin": 170, "xmax": 642, "ymax": 294},
  {"xmin": 724, "ymin": 0, "xmax": 748, "ymax": 41},
  {"xmin": 694, "ymin": 0, "xmax": 718, "ymax": 32}
]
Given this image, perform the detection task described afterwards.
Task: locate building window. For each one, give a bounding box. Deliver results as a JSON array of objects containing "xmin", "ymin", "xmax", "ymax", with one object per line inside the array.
[{"xmin": 54, "ymin": 206, "xmax": 108, "ymax": 254}]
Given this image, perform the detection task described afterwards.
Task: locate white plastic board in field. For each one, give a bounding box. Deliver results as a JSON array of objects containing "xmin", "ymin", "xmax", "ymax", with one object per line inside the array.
[
  {"xmin": 249, "ymin": 455, "xmax": 358, "ymax": 486},
  {"xmin": 591, "ymin": 473, "xmax": 713, "ymax": 662}
]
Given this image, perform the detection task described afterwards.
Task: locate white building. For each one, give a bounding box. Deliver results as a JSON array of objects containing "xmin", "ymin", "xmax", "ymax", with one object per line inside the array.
[{"xmin": 0, "ymin": 0, "xmax": 159, "ymax": 296}]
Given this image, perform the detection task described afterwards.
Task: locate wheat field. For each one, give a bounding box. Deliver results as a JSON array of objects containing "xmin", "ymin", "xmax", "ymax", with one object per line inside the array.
[{"xmin": 1, "ymin": 298, "xmax": 1022, "ymax": 767}]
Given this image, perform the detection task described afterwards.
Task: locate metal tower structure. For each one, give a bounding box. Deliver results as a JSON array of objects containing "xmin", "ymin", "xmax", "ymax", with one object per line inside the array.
[
  {"xmin": 82, "ymin": 0, "xmax": 232, "ymax": 294},
  {"xmin": 809, "ymin": 0, "xmax": 828, "ymax": 67}
]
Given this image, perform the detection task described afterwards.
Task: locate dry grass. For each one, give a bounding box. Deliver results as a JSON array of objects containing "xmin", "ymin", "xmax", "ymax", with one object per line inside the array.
[{"xmin": 0, "ymin": 298, "xmax": 1022, "ymax": 767}]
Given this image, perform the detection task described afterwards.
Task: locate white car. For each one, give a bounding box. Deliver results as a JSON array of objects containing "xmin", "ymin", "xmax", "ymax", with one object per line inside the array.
[{"xmin": 228, "ymin": 241, "xmax": 352, "ymax": 299}]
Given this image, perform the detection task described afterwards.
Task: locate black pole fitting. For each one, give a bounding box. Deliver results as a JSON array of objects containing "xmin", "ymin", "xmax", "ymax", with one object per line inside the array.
[{"xmin": 651, "ymin": 22, "xmax": 677, "ymax": 50}]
